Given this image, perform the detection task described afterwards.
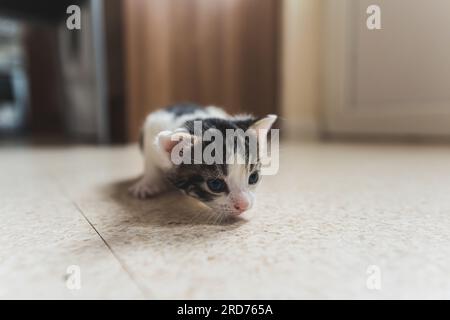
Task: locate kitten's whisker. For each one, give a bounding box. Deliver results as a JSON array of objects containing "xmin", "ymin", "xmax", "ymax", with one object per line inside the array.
[
  {"xmin": 187, "ymin": 210, "xmax": 203, "ymax": 224},
  {"xmin": 213, "ymin": 213, "xmax": 221, "ymax": 225}
]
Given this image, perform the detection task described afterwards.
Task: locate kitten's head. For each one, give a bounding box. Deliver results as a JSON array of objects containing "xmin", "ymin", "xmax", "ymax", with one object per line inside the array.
[{"xmin": 155, "ymin": 115, "xmax": 277, "ymax": 216}]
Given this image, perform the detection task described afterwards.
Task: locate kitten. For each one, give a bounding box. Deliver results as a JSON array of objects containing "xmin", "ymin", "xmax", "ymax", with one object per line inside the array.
[{"xmin": 129, "ymin": 103, "xmax": 277, "ymax": 216}]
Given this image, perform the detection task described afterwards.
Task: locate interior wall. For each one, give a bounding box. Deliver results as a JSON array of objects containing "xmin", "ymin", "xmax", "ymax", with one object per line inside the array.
[
  {"xmin": 103, "ymin": 0, "xmax": 127, "ymax": 143},
  {"xmin": 280, "ymin": 0, "xmax": 322, "ymax": 139},
  {"xmin": 123, "ymin": 0, "xmax": 280, "ymax": 141},
  {"xmin": 24, "ymin": 22, "xmax": 64, "ymax": 135}
]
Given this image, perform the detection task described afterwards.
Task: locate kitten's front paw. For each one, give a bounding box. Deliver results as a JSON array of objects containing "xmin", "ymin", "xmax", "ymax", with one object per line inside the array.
[{"xmin": 129, "ymin": 181, "xmax": 166, "ymax": 199}]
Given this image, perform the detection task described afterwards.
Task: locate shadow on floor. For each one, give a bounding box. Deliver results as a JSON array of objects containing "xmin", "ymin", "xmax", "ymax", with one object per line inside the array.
[{"xmin": 103, "ymin": 177, "xmax": 248, "ymax": 229}]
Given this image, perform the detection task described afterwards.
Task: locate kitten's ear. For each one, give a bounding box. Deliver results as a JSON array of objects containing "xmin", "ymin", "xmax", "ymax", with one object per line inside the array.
[
  {"xmin": 250, "ymin": 115, "xmax": 277, "ymax": 161},
  {"xmin": 155, "ymin": 130, "xmax": 199, "ymax": 168},
  {"xmin": 156, "ymin": 130, "xmax": 199, "ymax": 154},
  {"xmin": 249, "ymin": 114, "xmax": 277, "ymax": 134}
]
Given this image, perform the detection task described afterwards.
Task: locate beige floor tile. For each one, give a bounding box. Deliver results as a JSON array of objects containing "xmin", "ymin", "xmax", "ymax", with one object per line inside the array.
[
  {"xmin": 0, "ymin": 148, "xmax": 144, "ymax": 299},
  {"xmin": 35, "ymin": 142, "xmax": 450, "ymax": 299}
]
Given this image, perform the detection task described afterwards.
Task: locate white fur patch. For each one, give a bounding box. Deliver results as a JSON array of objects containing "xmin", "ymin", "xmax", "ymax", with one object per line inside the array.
[{"xmin": 142, "ymin": 106, "xmax": 230, "ymax": 171}]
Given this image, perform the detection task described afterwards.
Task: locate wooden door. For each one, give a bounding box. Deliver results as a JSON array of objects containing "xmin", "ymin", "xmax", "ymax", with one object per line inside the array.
[{"xmin": 124, "ymin": 0, "xmax": 280, "ymax": 141}]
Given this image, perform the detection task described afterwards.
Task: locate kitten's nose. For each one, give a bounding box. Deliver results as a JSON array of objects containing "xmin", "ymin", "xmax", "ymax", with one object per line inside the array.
[{"xmin": 233, "ymin": 198, "xmax": 250, "ymax": 214}]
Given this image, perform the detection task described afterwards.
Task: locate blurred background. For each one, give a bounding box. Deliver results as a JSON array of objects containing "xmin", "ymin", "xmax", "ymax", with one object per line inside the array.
[
  {"xmin": 3, "ymin": 1, "xmax": 450, "ymax": 300},
  {"xmin": 0, "ymin": 0, "xmax": 449, "ymax": 144}
]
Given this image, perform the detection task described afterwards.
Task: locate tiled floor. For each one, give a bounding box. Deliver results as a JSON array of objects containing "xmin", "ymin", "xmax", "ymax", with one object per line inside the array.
[{"xmin": 2, "ymin": 142, "xmax": 450, "ymax": 299}]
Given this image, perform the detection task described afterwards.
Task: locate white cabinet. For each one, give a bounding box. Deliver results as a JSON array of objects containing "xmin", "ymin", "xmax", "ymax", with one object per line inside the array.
[{"xmin": 323, "ymin": 0, "xmax": 450, "ymax": 137}]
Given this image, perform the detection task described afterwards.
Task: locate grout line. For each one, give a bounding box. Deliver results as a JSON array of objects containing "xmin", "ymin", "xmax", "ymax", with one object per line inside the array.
[
  {"xmin": 46, "ymin": 168, "xmax": 151, "ymax": 299},
  {"xmin": 71, "ymin": 200, "xmax": 151, "ymax": 299}
]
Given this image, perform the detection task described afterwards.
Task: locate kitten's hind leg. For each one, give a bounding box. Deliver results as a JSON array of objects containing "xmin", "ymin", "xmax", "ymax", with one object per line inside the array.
[{"xmin": 129, "ymin": 171, "xmax": 170, "ymax": 199}]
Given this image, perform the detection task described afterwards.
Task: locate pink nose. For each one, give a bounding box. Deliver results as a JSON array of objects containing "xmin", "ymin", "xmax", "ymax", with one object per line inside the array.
[{"xmin": 233, "ymin": 199, "xmax": 250, "ymax": 214}]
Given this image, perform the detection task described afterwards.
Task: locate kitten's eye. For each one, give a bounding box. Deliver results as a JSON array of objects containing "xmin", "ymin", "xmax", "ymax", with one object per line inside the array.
[
  {"xmin": 248, "ymin": 172, "xmax": 259, "ymax": 185},
  {"xmin": 206, "ymin": 178, "xmax": 226, "ymax": 193}
]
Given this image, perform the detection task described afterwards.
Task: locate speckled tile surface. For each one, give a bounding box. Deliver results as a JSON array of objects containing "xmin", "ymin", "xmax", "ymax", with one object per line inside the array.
[
  {"xmin": 0, "ymin": 148, "xmax": 143, "ymax": 299},
  {"xmin": 2, "ymin": 142, "xmax": 450, "ymax": 299}
]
